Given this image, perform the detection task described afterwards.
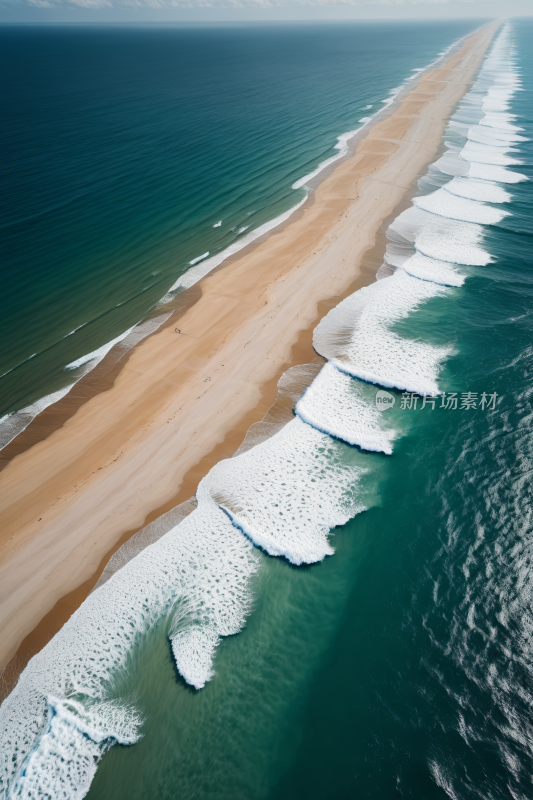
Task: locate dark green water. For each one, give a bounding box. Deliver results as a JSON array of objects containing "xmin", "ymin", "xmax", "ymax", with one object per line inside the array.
[{"xmin": 0, "ymin": 20, "xmax": 478, "ymax": 426}]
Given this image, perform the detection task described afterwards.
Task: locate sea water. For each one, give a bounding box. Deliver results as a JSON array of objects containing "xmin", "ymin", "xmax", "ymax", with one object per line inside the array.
[
  {"xmin": 3, "ymin": 18, "xmax": 533, "ymax": 800},
  {"xmin": 0, "ymin": 19, "xmax": 478, "ymax": 443}
]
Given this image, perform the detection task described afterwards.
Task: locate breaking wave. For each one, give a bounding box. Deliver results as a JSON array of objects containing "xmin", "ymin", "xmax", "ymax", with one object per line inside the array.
[
  {"xmin": 204, "ymin": 416, "xmax": 365, "ymax": 565},
  {"xmin": 295, "ymin": 361, "xmax": 396, "ymax": 454},
  {"xmin": 1, "ymin": 488, "xmax": 259, "ymax": 796},
  {"xmin": 313, "ymin": 269, "xmax": 452, "ymax": 396}
]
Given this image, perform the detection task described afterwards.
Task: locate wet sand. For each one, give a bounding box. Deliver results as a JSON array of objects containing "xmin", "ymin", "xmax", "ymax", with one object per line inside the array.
[{"xmin": 0, "ymin": 21, "xmax": 500, "ymax": 679}]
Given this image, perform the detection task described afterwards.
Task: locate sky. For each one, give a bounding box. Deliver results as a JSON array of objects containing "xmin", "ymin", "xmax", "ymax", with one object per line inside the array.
[{"xmin": 0, "ymin": 0, "xmax": 531, "ymax": 30}]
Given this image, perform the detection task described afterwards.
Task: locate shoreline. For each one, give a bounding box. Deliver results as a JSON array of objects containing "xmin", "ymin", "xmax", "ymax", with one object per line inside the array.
[
  {"xmin": 0, "ymin": 32, "xmax": 465, "ymax": 476},
  {"xmin": 0, "ymin": 20, "xmax": 500, "ymax": 686},
  {"xmin": 1, "ymin": 203, "xmax": 396, "ymax": 701}
]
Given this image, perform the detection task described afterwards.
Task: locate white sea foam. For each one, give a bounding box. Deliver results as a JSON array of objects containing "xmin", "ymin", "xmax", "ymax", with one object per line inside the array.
[
  {"xmin": 391, "ymin": 26, "xmax": 524, "ymax": 307},
  {"xmin": 382, "ymin": 226, "xmax": 415, "ymax": 269},
  {"xmin": 434, "ymin": 150, "xmax": 470, "ymax": 178},
  {"xmin": 442, "ymin": 177, "xmax": 511, "ymax": 204},
  {"xmin": 0, "ymin": 489, "xmax": 258, "ymax": 797},
  {"xmin": 91, "ymin": 498, "xmax": 198, "ymax": 594},
  {"xmin": 295, "ymin": 362, "xmax": 396, "ymax": 454},
  {"xmin": 381, "ymin": 85, "xmax": 403, "ymax": 105},
  {"xmin": 0, "ymin": 314, "xmax": 170, "ymax": 452},
  {"xmin": 391, "ymin": 207, "xmax": 492, "ymax": 266},
  {"xmin": 63, "ymin": 322, "xmax": 88, "ymax": 339},
  {"xmin": 8, "ymin": 697, "xmax": 142, "ymax": 800},
  {"xmin": 478, "ymin": 111, "xmax": 524, "ymax": 133},
  {"xmin": 166, "ymin": 193, "xmax": 309, "ymax": 294},
  {"xmin": 468, "ymin": 162, "xmax": 528, "ymax": 183},
  {"xmin": 189, "ymin": 252, "xmax": 209, "ymax": 265},
  {"xmin": 461, "ymin": 140, "xmax": 522, "ymax": 167},
  {"xmin": 203, "ymin": 417, "xmax": 365, "ymax": 565},
  {"xmin": 414, "ymin": 187, "xmax": 508, "ymax": 225},
  {"xmin": 375, "ymin": 261, "xmax": 398, "ymax": 282},
  {"xmin": 482, "ymin": 84, "xmax": 518, "ymax": 111},
  {"xmin": 400, "ymin": 252, "xmax": 465, "ymax": 287},
  {"xmin": 92, "ymin": 362, "xmax": 325, "ymax": 597},
  {"xmin": 0, "ymin": 385, "xmax": 77, "ymax": 451},
  {"xmin": 64, "ymin": 326, "xmax": 136, "ymax": 370},
  {"xmin": 94, "ymin": 313, "xmax": 172, "ymax": 366},
  {"xmin": 369, "ymin": 21, "xmax": 523, "ymax": 398},
  {"xmin": 232, "ymin": 362, "xmax": 323, "ymax": 459},
  {"xmin": 466, "ymin": 124, "xmax": 528, "ymax": 145},
  {"xmin": 291, "ymin": 125, "xmax": 366, "ymax": 190},
  {"xmin": 382, "ymin": 33, "xmax": 524, "ymax": 280},
  {"xmin": 213, "ymin": 221, "xmax": 222, "ymax": 227},
  {"xmin": 313, "ymin": 269, "xmax": 451, "ymax": 396}
]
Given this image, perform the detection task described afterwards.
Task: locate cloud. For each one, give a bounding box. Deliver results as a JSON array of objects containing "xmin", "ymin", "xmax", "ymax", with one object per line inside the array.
[
  {"xmin": 66, "ymin": 0, "xmax": 112, "ymax": 7},
  {"xmin": 95, "ymin": 0, "xmax": 470, "ymax": 6},
  {"xmin": 122, "ymin": 0, "xmax": 461, "ymax": 4},
  {"xmin": 9, "ymin": 0, "xmax": 478, "ymax": 9}
]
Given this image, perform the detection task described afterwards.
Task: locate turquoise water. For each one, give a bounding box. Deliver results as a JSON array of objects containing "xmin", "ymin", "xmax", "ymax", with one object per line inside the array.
[{"xmin": 4, "ymin": 18, "xmax": 533, "ymax": 800}]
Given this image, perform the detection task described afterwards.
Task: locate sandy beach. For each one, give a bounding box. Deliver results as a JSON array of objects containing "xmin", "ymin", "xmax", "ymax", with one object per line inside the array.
[{"xmin": 0, "ymin": 19, "xmax": 500, "ymax": 682}]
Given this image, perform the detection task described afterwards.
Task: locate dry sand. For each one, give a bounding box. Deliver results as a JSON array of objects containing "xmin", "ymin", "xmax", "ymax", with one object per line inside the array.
[{"xmin": 0, "ymin": 21, "xmax": 500, "ymax": 680}]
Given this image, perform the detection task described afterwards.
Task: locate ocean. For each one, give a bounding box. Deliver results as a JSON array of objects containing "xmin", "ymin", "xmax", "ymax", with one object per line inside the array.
[
  {"xmin": 3, "ymin": 17, "xmax": 533, "ymax": 800},
  {"xmin": 0, "ymin": 19, "xmax": 476, "ymax": 444}
]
